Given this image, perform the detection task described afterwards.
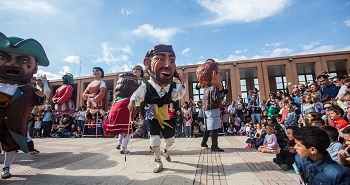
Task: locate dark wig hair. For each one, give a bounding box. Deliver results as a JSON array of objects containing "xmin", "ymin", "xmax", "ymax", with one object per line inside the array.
[{"xmin": 115, "ymin": 72, "xmax": 139, "ymax": 98}]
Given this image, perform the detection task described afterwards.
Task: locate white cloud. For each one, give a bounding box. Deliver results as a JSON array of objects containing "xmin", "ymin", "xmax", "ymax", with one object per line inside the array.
[
  {"xmin": 301, "ymin": 41, "xmax": 321, "ymax": 50},
  {"xmin": 96, "ymin": 43, "xmax": 131, "ymax": 64},
  {"xmin": 131, "ymin": 24, "xmax": 182, "ymax": 43},
  {"xmin": 0, "ymin": 0, "xmax": 58, "ymax": 14},
  {"xmin": 36, "ymin": 69, "xmax": 61, "ymax": 80},
  {"xmin": 266, "ymin": 42, "xmax": 284, "ymax": 47},
  {"xmin": 197, "ymin": 0, "xmax": 292, "ymax": 25},
  {"xmin": 234, "ymin": 49, "xmax": 247, "ymax": 54},
  {"xmin": 119, "ymin": 8, "xmax": 133, "ymax": 16},
  {"xmin": 268, "ymin": 48, "xmax": 293, "ymax": 57},
  {"xmin": 59, "ymin": 66, "xmax": 71, "ymax": 75},
  {"xmin": 297, "ymin": 45, "xmax": 336, "ymax": 55},
  {"xmin": 110, "ymin": 63, "xmax": 133, "ymax": 73},
  {"xmin": 181, "ymin": 48, "xmax": 191, "ymax": 56},
  {"xmin": 225, "ymin": 54, "xmax": 248, "ymax": 61},
  {"xmin": 344, "ymin": 19, "xmax": 350, "ymax": 27},
  {"xmin": 63, "ymin": 55, "xmax": 80, "ymax": 64}
]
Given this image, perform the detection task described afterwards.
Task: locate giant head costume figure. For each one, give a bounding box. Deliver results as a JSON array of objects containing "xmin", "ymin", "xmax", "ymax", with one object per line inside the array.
[
  {"xmin": 196, "ymin": 59, "xmax": 223, "ymax": 89},
  {"xmin": 52, "ymin": 73, "xmax": 75, "ymax": 115},
  {"xmin": 104, "ymin": 72, "xmax": 139, "ymax": 136},
  {"xmin": 143, "ymin": 44, "xmax": 181, "ymax": 86},
  {"xmin": 0, "ymin": 32, "xmax": 49, "ymax": 153}
]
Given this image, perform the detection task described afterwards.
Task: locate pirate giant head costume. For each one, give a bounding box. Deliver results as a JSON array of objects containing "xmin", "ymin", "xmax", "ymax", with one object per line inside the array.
[
  {"xmin": 0, "ymin": 32, "xmax": 49, "ymax": 85},
  {"xmin": 143, "ymin": 44, "xmax": 181, "ymax": 86}
]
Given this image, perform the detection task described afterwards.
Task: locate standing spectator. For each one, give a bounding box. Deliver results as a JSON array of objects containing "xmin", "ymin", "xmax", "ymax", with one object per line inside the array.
[
  {"xmin": 247, "ymin": 95, "xmax": 262, "ymax": 124},
  {"xmin": 182, "ymin": 102, "xmax": 192, "ymax": 121},
  {"xmin": 42, "ymin": 105, "xmax": 53, "ymax": 137},
  {"xmin": 76, "ymin": 106, "xmax": 86, "ymax": 132},
  {"xmin": 175, "ymin": 109, "xmax": 183, "ymax": 138},
  {"xmin": 184, "ymin": 114, "xmax": 192, "ymax": 137},
  {"xmin": 298, "ymin": 83, "xmax": 307, "ymax": 95},
  {"xmin": 220, "ymin": 100, "xmax": 229, "ymax": 132},
  {"xmin": 197, "ymin": 100, "xmax": 204, "ymax": 124},
  {"xmin": 236, "ymin": 98, "xmax": 246, "ymax": 122},
  {"xmin": 317, "ymin": 73, "xmax": 340, "ymax": 99},
  {"xmin": 266, "ymin": 92, "xmax": 277, "ymax": 109},
  {"xmin": 33, "ymin": 117, "xmax": 42, "ymax": 138},
  {"xmin": 228, "ymin": 100, "xmax": 236, "ymax": 123}
]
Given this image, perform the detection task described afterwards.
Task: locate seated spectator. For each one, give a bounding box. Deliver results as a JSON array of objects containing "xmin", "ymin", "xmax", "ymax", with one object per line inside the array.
[
  {"xmin": 258, "ymin": 124, "xmax": 279, "ymax": 153},
  {"xmin": 53, "ymin": 117, "xmax": 73, "ymax": 138},
  {"xmin": 273, "ymin": 126, "xmax": 298, "ymax": 171},
  {"xmin": 338, "ymin": 126, "xmax": 350, "ymax": 172},
  {"xmin": 193, "ymin": 125, "xmax": 201, "ymax": 137},
  {"xmin": 284, "ymin": 104, "xmax": 297, "ymax": 127},
  {"xmin": 322, "ymin": 125, "xmax": 344, "ymax": 162},
  {"xmin": 267, "ymin": 116, "xmax": 288, "ymax": 148},
  {"xmin": 294, "ymin": 126, "xmax": 350, "ymax": 184},
  {"xmin": 226, "ymin": 123, "xmax": 236, "ymax": 136},
  {"xmin": 237, "ymin": 121, "xmax": 246, "ymax": 135},
  {"xmin": 329, "ymin": 106, "xmax": 349, "ymax": 131},
  {"xmin": 132, "ymin": 113, "xmax": 145, "ymax": 138},
  {"xmin": 309, "ymin": 118, "xmax": 325, "ymax": 127},
  {"xmin": 73, "ymin": 126, "xmax": 83, "ymax": 138}
]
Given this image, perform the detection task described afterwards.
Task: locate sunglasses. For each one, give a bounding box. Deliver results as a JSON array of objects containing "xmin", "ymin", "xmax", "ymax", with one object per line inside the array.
[{"xmin": 323, "ymin": 107, "xmax": 332, "ymax": 110}]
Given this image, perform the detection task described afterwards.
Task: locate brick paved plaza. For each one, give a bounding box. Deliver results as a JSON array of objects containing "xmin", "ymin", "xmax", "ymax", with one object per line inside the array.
[{"xmin": 0, "ymin": 136, "xmax": 299, "ymax": 185}]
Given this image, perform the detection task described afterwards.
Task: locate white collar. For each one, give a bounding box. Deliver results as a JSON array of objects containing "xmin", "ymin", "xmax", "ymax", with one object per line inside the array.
[{"xmin": 148, "ymin": 80, "xmax": 170, "ymax": 94}]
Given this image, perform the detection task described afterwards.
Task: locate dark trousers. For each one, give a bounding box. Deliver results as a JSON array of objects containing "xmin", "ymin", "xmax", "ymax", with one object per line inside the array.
[
  {"xmin": 201, "ymin": 128, "xmax": 219, "ymax": 149},
  {"xmin": 42, "ymin": 120, "xmax": 52, "ymax": 137}
]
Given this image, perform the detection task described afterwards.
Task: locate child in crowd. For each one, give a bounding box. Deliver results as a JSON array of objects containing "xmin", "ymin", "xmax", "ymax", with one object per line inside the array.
[
  {"xmin": 198, "ymin": 120, "xmax": 205, "ymax": 135},
  {"xmin": 284, "ymin": 104, "xmax": 297, "ymax": 127},
  {"xmin": 254, "ymin": 123, "xmax": 263, "ymax": 139},
  {"xmin": 231, "ymin": 113, "xmax": 241, "ymax": 133},
  {"xmin": 322, "ymin": 125, "xmax": 344, "ymax": 162},
  {"xmin": 227, "ymin": 123, "xmax": 236, "ymax": 136},
  {"xmin": 245, "ymin": 123, "xmax": 252, "ymax": 137},
  {"xmin": 309, "ymin": 119, "xmax": 325, "ymax": 127},
  {"xmin": 311, "ymin": 92, "xmax": 324, "ymax": 114},
  {"xmin": 175, "ymin": 109, "xmax": 183, "ymax": 138},
  {"xmin": 73, "ymin": 126, "xmax": 82, "ymax": 138},
  {"xmin": 293, "ymin": 126, "xmax": 350, "ymax": 184},
  {"xmin": 237, "ymin": 122, "xmax": 246, "ymax": 135},
  {"xmin": 301, "ymin": 94, "xmax": 316, "ymax": 116},
  {"xmin": 273, "ymin": 126, "xmax": 298, "ymax": 171},
  {"xmin": 329, "ymin": 106, "xmax": 349, "ymax": 131},
  {"xmin": 184, "ymin": 114, "xmax": 192, "ymax": 138},
  {"xmin": 33, "ymin": 117, "xmax": 42, "ymax": 138},
  {"xmin": 193, "ymin": 125, "xmax": 201, "ymax": 137},
  {"xmin": 258, "ymin": 124, "xmax": 279, "ymax": 153}
]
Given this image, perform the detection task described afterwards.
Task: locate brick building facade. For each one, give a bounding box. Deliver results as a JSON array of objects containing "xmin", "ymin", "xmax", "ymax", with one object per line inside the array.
[{"xmin": 48, "ymin": 50, "xmax": 350, "ymax": 109}]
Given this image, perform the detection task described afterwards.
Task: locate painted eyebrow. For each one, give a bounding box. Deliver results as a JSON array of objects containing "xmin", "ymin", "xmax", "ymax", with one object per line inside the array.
[
  {"xmin": 0, "ymin": 50, "xmax": 10, "ymax": 57},
  {"xmin": 154, "ymin": 53, "xmax": 176, "ymax": 58}
]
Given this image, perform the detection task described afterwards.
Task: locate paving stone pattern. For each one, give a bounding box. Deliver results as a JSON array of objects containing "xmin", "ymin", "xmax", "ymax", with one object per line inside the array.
[{"xmin": 0, "ymin": 136, "xmax": 299, "ymax": 185}]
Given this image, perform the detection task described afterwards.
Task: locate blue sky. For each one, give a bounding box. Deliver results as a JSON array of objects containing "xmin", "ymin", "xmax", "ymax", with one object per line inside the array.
[{"xmin": 1, "ymin": 0, "xmax": 349, "ymax": 80}]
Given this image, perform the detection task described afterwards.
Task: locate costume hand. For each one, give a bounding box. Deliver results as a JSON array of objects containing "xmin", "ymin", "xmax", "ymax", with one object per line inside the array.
[
  {"xmin": 35, "ymin": 91, "xmax": 45, "ymax": 98},
  {"xmin": 128, "ymin": 100, "xmax": 135, "ymax": 112},
  {"xmin": 180, "ymin": 72, "xmax": 188, "ymax": 83}
]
